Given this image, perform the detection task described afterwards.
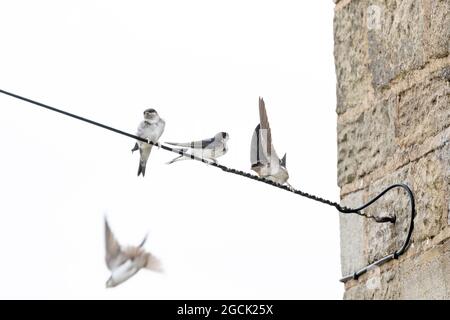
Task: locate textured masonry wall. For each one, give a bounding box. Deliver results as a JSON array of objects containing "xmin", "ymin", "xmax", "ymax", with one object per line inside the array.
[{"xmin": 333, "ymin": 0, "xmax": 449, "ymax": 299}]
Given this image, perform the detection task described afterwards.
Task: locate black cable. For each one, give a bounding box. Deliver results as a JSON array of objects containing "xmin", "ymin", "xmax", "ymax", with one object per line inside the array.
[
  {"xmin": 0, "ymin": 88, "xmax": 416, "ymax": 282},
  {"xmin": 0, "ymin": 88, "xmax": 379, "ymax": 219}
]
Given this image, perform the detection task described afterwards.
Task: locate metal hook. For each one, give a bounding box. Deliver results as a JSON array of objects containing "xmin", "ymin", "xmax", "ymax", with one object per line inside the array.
[{"xmin": 340, "ymin": 184, "xmax": 416, "ymax": 283}]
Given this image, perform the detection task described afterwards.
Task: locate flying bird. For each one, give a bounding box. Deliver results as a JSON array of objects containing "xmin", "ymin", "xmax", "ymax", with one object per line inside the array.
[
  {"xmin": 164, "ymin": 132, "xmax": 229, "ymax": 164},
  {"xmin": 104, "ymin": 217, "xmax": 163, "ymax": 288},
  {"xmin": 250, "ymin": 97, "xmax": 290, "ymax": 185},
  {"xmin": 131, "ymin": 108, "xmax": 165, "ymax": 177}
]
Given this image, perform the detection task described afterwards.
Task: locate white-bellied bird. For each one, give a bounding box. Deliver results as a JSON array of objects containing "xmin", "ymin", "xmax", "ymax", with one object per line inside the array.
[
  {"xmin": 250, "ymin": 97, "xmax": 290, "ymax": 186},
  {"xmin": 104, "ymin": 217, "xmax": 162, "ymax": 288},
  {"xmin": 131, "ymin": 108, "xmax": 165, "ymax": 177}
]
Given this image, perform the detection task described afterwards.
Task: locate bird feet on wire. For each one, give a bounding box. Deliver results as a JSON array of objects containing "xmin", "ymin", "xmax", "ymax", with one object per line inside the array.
[
  {"xmin": 285, "ymin": 182, "xmax": 295, "ymax": 192},
  {"xmin": 201, "ymin": 158, "xmax": 217, "ymax": 166},
  {"xmin": 372, "ymin": 215, "xmax": 396, "ymax": 224},
  {"xmin": 146, "ymin": 138, "xmax": 160, "ymax": 149}
]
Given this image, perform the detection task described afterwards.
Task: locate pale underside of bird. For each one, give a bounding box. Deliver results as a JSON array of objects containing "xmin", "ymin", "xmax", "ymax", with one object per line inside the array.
[
  {"xmin": 164, "ymin": 132, "xmax": 229, "ymax": 164},
  {"xmin": 250, "ymin": 97, "xmax": 290, "ymax": 186},
  {"xmin": 104, "ymin": 217, "xmax": 162, "ymax": 288},
  {"xmin": 131, "ymin": 108, "xmax": 166, "ymax": 177}
]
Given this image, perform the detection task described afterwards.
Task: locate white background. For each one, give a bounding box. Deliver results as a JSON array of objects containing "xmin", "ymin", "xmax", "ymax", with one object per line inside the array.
[{"xmin": 0, "ymin": 0, "xmax": 342, "ymax": 299}]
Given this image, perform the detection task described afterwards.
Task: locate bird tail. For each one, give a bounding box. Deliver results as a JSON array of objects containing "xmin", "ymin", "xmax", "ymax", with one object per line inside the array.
[
  {"xmin": 280, "ymin": 153, "xmax": 287, "ymax": 168},
  {"xmin": 137, "ymin": 146, "xmax": 152, "ymax": 177},
  {"xmin": 166, "ymin": 155, "xmax": 183, "ymax": 165},
  {"xmin": 138, "ymin": 160, "xmax": 146, "ymax": 177},
  {"xmin": 165, "ymin": 147, "xmax": 190, "ymax": 165}
]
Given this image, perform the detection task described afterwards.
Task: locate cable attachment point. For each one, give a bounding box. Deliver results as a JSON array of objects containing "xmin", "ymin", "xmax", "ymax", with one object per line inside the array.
[
  {"xmin": 340, "ymin": 184, "xmax": 416, "ymax": 283},
  {"xmin": 372, "ymin": 215, "xmax": 396, "ymax": 224}
]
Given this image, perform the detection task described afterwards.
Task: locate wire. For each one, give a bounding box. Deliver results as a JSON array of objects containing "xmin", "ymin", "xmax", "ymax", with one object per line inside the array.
[
  {"xmin": 0, "ymin": 88, "xmax": 377, "ymax": 217},
  {"xmin": 0, "ymin": 88, "xmax": 415, "ymax": 282}
]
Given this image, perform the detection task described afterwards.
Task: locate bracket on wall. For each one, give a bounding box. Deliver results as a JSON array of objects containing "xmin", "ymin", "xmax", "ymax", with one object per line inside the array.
[{"xmin": 339, "ymin": 184, "xmax": 416, "ymax": 283}]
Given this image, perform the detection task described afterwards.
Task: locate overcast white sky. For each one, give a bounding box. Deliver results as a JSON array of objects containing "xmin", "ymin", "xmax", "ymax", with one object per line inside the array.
[{"xmin": 0, "ymin": 1, "xmax": 342, "ymax": 299}]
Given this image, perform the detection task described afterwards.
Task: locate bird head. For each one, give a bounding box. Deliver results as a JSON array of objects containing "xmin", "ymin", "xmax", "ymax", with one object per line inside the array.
[
  {"xmin": 143, "ymin": 108, "xmax": 159, "ymax": 122},
  {"xmin": 216, "ymin": 132, "xmax": 229, "ymax": 141}
]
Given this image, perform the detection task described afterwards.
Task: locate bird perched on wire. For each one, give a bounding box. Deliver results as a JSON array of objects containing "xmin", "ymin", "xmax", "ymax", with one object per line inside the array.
[
  {"xmin": 131, "ymin": 108, "xmax": 165, "ymax": 177},
  {"xmin": 164, "ymin": 132, "xmax": 229, "ymax": 164},
  {"xmin": 104, "ymin": 217, "xmax": 163, "ymax": 288},
  {"xmin": 250, "ymin": 97, "xmax": 290, "ymax": 186}
]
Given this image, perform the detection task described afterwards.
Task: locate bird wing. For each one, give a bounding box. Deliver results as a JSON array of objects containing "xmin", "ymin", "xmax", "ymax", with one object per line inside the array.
[
  {"xmin": 104, "ymin": 217, "xmax": 127, "ymax": 271},
  {"xmin": 136, "ymin": 121, "xmax": 147, "ymax": 138},
  {"xmin": 155, "ymin": 118, "xmax": 166, "ymax": 141},
  {"xmin": 250, "ymin": 124, "xmax": 270, "ymax": 166},
  {"xmin": 258, "ymin": 97, "xmax": 280, "ymax": 162},
  {"xmin": 137, "ymin": 233, "xmax": 148, "ymax": 248},
  {"xmin": 165, "ymin": 137, "xmax": 215, "ymax": 149},
  {"xmin": 250, "ymin": 125, "xmax": 259, "ymax": 165}
]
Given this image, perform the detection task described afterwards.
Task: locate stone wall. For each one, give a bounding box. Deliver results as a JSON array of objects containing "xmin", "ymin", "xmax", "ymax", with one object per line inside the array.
[{"xmin": 334, "ymin": 0, "xmax": 449, "ymax": 299}]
